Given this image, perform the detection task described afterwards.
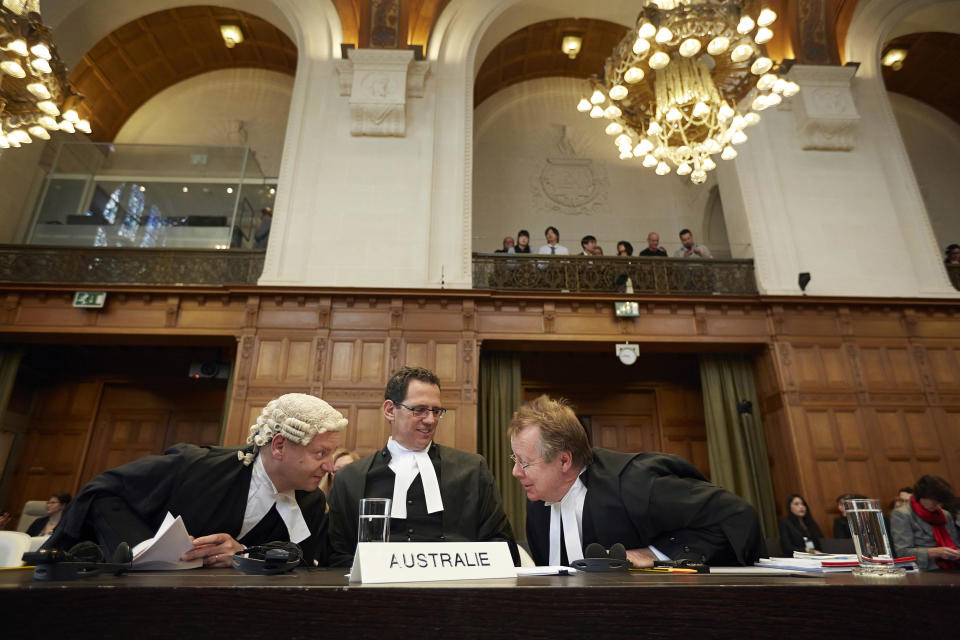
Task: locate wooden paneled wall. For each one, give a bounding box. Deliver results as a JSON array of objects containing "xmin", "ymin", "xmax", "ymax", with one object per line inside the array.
[
  {"xmin": 1, "ymin": 286, "xmax": 958, "ymax": 532},
  {"xmin": 226, "ymin": 296, "xmax": 478, "ymax": 456}
]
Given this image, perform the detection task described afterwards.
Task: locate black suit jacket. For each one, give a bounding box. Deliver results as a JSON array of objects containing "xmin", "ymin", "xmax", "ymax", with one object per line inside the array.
[
  {"xmin": 525, "ymin": 448, "xmax": 764, "ymax": 566},
  {"xmin": 46, "ymin": 444, "xmax": 330, "ymax": 566},
  {"xmin": 328, "ymin": 443, "xmax": 518, "ymax": 567}
]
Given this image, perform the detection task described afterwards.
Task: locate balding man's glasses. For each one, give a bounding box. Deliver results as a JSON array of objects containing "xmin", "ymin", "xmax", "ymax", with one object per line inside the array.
[
  {"xmin": 509, "ymin": 454, "xmax": 542, "ymax": 471},
  {"xmin": 396, "ymin": 403, "xmax": 446, "ymax": 419}
]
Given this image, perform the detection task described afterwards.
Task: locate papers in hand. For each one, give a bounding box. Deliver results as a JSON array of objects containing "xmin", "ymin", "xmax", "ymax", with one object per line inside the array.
[{"xmin": 131, "ymin": 513, "xmax": 202, "ymax": 571}]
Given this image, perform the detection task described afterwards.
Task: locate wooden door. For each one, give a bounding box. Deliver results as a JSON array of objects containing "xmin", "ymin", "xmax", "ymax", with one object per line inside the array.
[
  {"xmin": 78, "ymin": 384, "xmax": 224, "ymax": 487},
  {"xmin": 524, "ymin": 387, "xmax": 662, "ymax": 454}
]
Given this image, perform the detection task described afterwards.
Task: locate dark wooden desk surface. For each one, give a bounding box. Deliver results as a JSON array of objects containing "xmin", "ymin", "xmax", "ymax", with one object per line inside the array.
[{"xmin": 2, "ymin": 568, "xmax": 957, "ymax": 639}]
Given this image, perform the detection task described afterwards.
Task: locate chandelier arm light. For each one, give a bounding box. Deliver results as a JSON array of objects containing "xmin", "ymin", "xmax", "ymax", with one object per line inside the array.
[
  {"xmin": 577, "ymin": 0, "xmax": 795, "ymax": 184},
  {"xmin": 1, "ymin": 0, "xmax": 89, "ymax": 148}
]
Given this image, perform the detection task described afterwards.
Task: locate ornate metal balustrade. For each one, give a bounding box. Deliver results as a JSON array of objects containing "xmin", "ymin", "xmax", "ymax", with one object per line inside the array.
[
  {"xmin": 472, "ymin": 253, "xmax": 758, "ymax": 295},
  {"xmin": 0, "ymin": 246, "xmax": 264, "ymax": 286},
  {"xmin": 948, "ymin": 264, "xmax": 960, "ymax": 292}
]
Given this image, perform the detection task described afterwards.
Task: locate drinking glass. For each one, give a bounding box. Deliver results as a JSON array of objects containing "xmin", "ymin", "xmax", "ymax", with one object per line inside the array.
[
  {"xmin": 358, "ymin": 498, "xmax": 391, "ymax": 543},
  {"xmin": 843, "ymin": 498, "xmax": 905, "ymax": 577}
]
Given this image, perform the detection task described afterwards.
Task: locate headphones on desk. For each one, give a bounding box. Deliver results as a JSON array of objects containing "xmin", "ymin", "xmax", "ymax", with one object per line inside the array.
[
  {"xmin": 26, "ymin": 541, "xmax": 133, "ymax": 581},
  {"xmin": 232, "ymin": 541, "xmax": 302, "ymax": 575}
]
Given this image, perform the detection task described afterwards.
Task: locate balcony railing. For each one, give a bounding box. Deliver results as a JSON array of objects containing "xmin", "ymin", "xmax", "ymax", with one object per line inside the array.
[
  {"xmin": 0, "ymin": 246, "xmax": 264, "ymax": 286},
  {"xmin": 472, "ymin": 253, "xmax": 758, "ymax": 295}
]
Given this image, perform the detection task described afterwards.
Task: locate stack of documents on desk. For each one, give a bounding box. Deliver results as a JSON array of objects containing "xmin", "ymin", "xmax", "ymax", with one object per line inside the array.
[{"xmin": 756, "ymin": 552, "xmax": 917, "ymax": 573}]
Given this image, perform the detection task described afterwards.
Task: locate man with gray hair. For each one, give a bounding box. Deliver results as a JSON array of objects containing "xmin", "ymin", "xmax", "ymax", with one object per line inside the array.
[
  {"xmin": 509, "ymin": 395, "xmax": 762, "ymax": 568},
  {"xmin": 46, "ymin": 393, "xmax": 346, "ymax": 567}
]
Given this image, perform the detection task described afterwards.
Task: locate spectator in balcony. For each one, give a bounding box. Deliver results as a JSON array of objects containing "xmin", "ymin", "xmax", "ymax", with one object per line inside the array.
[
  {"xmin": 514, "ymin": 230, "xmax": 532, "ymax": 254},
  {"xmin": 639, "ymin": 232, "xmax": 668, "ymax": 257},
  {"xmin": 253, "ymin": 207, "xmax": 272, "ymax": 249},
  {"xmin": 538, "ymin": 226, "xmax": 569, "ymax": 255},
  {"xmin": 945, "ymin": 244, "xmax": 960, "ymax": 265},
  {"xmin": 891, "ymin": 474, "xmax": 960, "ymax": 571},
  {"xmin": 674, "ymin": 229, "xmax": 712, "ymax": 259},
  {"xmin": 616, "ymin": 241, "xmax": 634, "ymax": 256},
  {"xmin": 495, "ymin": 236, "xmax": 515, "ymax": 253},
  {"xmin": 580, "ymin": 235, "xmax": 600, "ymax": 256}
]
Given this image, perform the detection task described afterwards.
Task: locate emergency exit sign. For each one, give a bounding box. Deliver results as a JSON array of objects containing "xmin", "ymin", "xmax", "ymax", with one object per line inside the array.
[{"xmin": 73, "ymin": 291, "xmax": 107, "ymax": 308}]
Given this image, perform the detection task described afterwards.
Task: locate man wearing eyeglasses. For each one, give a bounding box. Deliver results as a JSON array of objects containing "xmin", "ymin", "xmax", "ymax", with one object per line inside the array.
[
  {"xmin": 328, "ymin": 366, "xmax": 519, "ymax": 566},
  {"xmin": 509, "ymin": 395, "xmax": 763, "ymax": 568}
]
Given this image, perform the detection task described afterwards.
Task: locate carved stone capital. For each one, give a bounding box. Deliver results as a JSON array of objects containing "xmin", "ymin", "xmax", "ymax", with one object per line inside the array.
[
  {"xmin": 788, "ymin": 64, "xmax": 860, "ymax": 151},
  {"xmin": 335, "ymin": 49, "xmax": 431, "ymax": 137}
]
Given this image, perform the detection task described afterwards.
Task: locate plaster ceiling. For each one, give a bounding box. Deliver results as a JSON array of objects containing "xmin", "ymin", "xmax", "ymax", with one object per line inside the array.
[
  {"xmin": 882, "ymin": 32, "xmax": 960, "ymax": 127},
  {"xmin": 69, "ymin": 5, "xmax": 296, "ymax": 142}
]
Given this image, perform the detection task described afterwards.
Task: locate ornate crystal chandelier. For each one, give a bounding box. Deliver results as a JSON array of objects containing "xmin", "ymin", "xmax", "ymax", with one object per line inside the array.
[
  {"xmin": 0, "ymin": 0, "xmax": 90, "ymax": 149},
  {"xmin": 577, "ymin": 0, "xmax": 798, "ymax": 184}
]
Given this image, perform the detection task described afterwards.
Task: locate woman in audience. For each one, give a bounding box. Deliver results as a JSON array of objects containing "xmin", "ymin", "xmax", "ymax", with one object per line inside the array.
[
  {"xmin": 514, "ymin": 230, "xmax": 531, "ymax": 253},
  {"xmin": 779, "ymin": 494, "xmax": 824, "ymax": 553},
  {"xmin": 616, "ymin": 241, "xmax": 633, "ymax": 257},
  {"xmin": 891, "ymin": 474, "xmax": 960, "ymax": 571},
  {"xmin": 27, "ymin": 492, "xmax": 71, "ymax": 536},
  {"xmin": 319, "ymin": 448, "xmax": 360, "ymax": 497},
  {"xmin": 945, "ymin": 243, "xmax": 960, "ymax": 264}
]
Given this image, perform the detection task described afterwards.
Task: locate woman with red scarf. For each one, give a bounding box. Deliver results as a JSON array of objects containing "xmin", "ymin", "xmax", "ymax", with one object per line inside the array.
[{"xmin": 890, "ymin": 475, "xmax": 960, "ymax": 571}]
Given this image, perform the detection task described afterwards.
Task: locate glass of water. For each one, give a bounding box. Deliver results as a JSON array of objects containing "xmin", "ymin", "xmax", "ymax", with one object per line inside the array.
[
  {"xmin": 358, "ymin": 498, "xmax": 391, "ymax": 543},
  {"xmin": 843, "ymin": 498, "xmax": 905, "ymax": 577}
]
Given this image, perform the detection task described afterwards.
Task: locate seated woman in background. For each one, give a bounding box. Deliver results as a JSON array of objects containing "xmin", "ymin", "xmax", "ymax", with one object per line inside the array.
[
  {"xmin": 27, "ymin": 493, "xmax": 72, "ymax": 536},
  {"xmin": 891, "ymin": 474, "xmax": 960, "ymax": 571},
  {"xmin": 779, "ymin": 494, "xmax": 824, "ymax": 553},
  {"xmin": 832, "ymin": 493, "xmax": 866, "ymax": 538},
  {"xmin": 616, "ymin": 241, "xmax": 633, "ymax": 257},
  {"xmin": 318, "ymin": 448, "xmax": 360, "ymax": 497}
]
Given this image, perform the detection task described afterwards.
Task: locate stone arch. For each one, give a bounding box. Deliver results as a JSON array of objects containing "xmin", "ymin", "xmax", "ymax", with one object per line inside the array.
[{"xmin": 845, "ymin": 0, "xmax": 959, "ymax": 291}]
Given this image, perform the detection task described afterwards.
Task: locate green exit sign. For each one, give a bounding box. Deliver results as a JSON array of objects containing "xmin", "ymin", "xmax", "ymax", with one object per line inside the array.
[{"xmin": 73, "ymin": 291, "xmax": 107, "ymax": 308}]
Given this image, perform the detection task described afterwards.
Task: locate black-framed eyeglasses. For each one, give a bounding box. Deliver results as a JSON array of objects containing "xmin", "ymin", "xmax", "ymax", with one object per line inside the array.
[
  {"xmin": 396, "ymin": 402, "xmax": 447, "ymax": 419},
  {"xmin": 509, "ymin": 454, "xmax": 542, "ymax": 471}
]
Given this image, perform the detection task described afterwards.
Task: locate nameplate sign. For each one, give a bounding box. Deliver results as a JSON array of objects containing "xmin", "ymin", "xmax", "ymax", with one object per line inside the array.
[{"xmin": 348, "ymin": 541, "xmax": 516, "ymax": 584}]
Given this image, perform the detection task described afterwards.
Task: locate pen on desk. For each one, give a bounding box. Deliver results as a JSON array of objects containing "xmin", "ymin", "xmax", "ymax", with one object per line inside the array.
[{"xmin": 630, "ymin": 567, "xmax": 698, "ymax": 574}]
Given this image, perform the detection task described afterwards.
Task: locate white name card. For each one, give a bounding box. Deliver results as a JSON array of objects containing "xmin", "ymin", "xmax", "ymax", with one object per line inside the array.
[{"xmin": 348, "ymin": 541, "xmax": 516, "ymax": 584}]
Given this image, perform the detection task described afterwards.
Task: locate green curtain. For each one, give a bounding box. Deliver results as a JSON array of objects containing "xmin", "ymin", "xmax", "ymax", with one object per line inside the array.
[
  {"xmin": 699, "ymin": 354, "xmax": 778, "ymax": 537},
  {"xmin": 479, "ymin": 351, "xmax": 526, "ymax": 541}
]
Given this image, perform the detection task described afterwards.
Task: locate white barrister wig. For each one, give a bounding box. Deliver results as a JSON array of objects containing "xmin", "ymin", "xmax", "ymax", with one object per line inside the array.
[{"xmin": 238, "ymin": 394, "xmax": 347, "ymax": 466}]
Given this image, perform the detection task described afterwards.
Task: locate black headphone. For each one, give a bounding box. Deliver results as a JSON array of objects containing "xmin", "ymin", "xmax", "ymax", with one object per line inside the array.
[
  {"xmin": 232, "ymin": 541, "xmax": 302, "ymax": 575},
  {"xmin": 27, "ymin": 541, "xmax": 132, "ymax": 581}
]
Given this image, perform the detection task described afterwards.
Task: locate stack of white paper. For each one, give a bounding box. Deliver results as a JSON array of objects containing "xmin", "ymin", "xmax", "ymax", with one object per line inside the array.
[{"xmin": 131, "ymin": 512, "xmax": 202, "ymax": 571}]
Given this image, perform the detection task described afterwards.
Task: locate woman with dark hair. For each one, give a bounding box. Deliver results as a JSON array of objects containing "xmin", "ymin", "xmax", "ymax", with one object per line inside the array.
[
  {"xmin": 27, "ymin": 492, "xmax": 72, "ymax": 536},
  {"xmin": 778, "ymin": 494, "xmax": 824, "ymax": 553},
  {"xmin": 945, "ymin": 244, "xmax": 960, "ymax": 265},
  {"xmin": 891, "ymin": 474, "xmax": 960, "ymax": 571},
  {"xmin": 616, "ymin": 241, "xmax": 634, "ymax": 256},
  {"xmin": 514, "ymin": 230, "xmax": 531, "ymax": 253}
]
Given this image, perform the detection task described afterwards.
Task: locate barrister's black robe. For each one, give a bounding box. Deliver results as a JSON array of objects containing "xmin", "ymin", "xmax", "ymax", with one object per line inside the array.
[
  {"xmin": 328, "ymin": 443, "xmax": 519, "ymax": 566},
  {"xmin": 526, "ymin": 448, "xmax": 764, "ymax": 566},
  {"xmin": 44, "ymin": 444, "xmax": 330, "ymax": 566}
]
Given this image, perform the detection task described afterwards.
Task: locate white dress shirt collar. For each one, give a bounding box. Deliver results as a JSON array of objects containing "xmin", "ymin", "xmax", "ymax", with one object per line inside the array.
[
  {"xmin": 546, "ymin": 471, "xmax": 587, "ymax": 566},
  {"xmin": 238, "ymin": 453, "xmax": 311, "ymax": 544},
  {"xmin": 386, "ymin": 437, "xmax": 444, "ymax": 519}
]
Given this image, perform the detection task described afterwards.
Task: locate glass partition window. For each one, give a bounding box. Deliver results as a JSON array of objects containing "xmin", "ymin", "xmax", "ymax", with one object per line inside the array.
[{"xmin": 28, "ymin": 143, "xmax": 275, "ymax": 250}]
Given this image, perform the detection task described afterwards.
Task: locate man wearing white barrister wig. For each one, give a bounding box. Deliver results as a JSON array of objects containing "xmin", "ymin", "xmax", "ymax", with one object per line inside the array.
[
  {"xmin": 45, "ymin": 394, "xmax": 347, "ymax": 567},
  {"xmin": 328, "ymin": 366, "xmax": 519, "ymax": 566}
]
